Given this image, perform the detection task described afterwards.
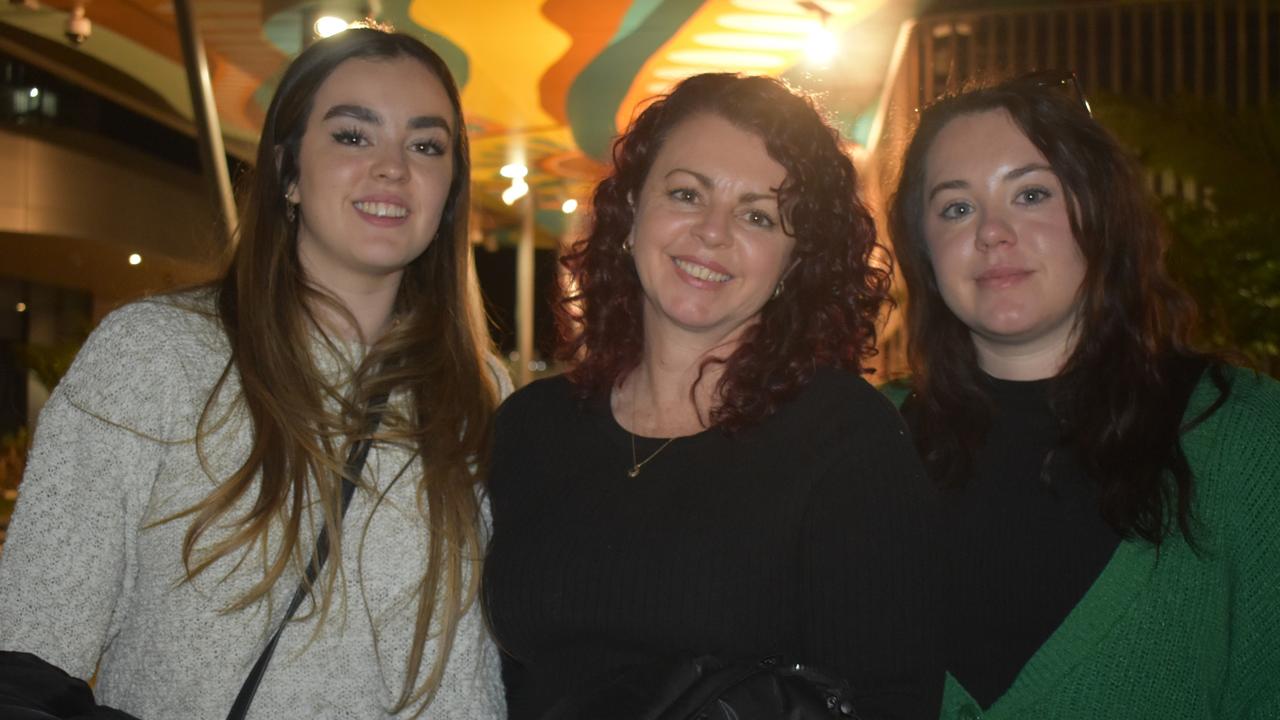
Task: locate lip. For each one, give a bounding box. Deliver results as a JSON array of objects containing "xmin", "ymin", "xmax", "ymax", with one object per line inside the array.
[
  {"xmin": 352, "ymin": 194, "xmax": 411, "ymax": 227},
  {"xmin": 975, "ymin": 265, "xmax": 1032, "ymax": 289},
  {"xmin": 671, "ymin": 255, "xmax": 734, "ymax": 287}
]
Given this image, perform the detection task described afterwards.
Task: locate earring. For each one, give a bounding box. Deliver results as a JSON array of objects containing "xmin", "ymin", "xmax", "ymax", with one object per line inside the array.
[
  {"xmin": 773, "ymin": 258, "xmax": 799, "ymax": 300},
  {"xmin": 622, "ymin": 236, "xmax": 634, "ymax": 254},
  {"xmin": 284, "ymin": 192, "xmax": 297, "ymax": 223}
]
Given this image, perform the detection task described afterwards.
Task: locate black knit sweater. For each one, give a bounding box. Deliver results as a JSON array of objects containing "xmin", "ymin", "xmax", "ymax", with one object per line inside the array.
[{"xmin": 483, "ymin": 369, "xmax": 942, "ymax": 720}]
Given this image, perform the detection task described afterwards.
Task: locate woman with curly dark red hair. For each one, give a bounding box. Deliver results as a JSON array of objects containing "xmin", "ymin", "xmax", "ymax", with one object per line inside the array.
[{"xmin": 483, "ymin": 73, "xmax": 940, "ymax": 719}]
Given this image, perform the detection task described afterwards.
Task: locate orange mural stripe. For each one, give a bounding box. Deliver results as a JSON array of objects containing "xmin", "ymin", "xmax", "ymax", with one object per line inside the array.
[{"xmin": 539, "ymin": 0, "xmax": 633, "ymax": 125}]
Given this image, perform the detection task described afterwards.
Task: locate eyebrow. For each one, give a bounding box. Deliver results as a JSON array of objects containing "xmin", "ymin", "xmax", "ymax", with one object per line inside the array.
[
  {"xmin": 322, "ymin": 104, "xmax": 452, "ymax": 135},
  {"xmin": 927, "ymin": 179, "xmax": 967, "ymax": 202},
  {"xmin": 926, "ymin": 163, "xmax": 1056, "ymax": 201},
  {"xmin": 665, "ymin": 168, "xmax": 778, "ymax": 203}
]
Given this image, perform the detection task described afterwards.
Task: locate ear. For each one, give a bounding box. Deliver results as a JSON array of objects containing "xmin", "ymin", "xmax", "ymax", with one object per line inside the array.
[{"xmin": 275, "ymin": 145, "xmax": 300, "ymax": 203}]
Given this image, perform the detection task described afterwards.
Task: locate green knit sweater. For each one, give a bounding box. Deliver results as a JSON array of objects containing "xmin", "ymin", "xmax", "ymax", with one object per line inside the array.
[{"xmin": 884, "ymin": 366, "xmax": 1280, "ymax": 719}]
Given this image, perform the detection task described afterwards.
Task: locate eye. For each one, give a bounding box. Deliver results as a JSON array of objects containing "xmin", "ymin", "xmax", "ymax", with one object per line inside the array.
[
  {"xmin": 1016, "ymin": 187, "xmax": 1052, "ymax": 205},
  {"xmin": 669, "ymin": 188, "xmax": 699, "ymax": 203},
  {"xmin": 331, "ymin": 127, "xmax": 368, "ymax": 146},
  {"xmin": 744, "ymin": 209, "xmax": 775, "ymax": 229},
  {"xmin": 939, "ymin": 201, "xmax": 973, "ymax": 220},
  {"xmin": 410, "ymin": 139, "xmax": 446, "ymax": 156}
]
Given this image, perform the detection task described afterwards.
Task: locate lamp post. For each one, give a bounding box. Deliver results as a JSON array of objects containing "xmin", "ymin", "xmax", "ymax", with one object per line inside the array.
[{"xmin": 173, "ymin": 0, "xmax": 237, "ymax": 247}]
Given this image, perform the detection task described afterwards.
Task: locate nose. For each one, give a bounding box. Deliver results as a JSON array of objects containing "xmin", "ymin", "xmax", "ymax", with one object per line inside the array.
[
  {"xmin": 693, "ymin": 205, "xmax": 732, "ymax": 248},
  {"xmin": 975, "ymin": 211, "xmax": 1016, "ymax": 251},
  {"xmin": 372, "ymin": 146, "xmax": 408, "ymax": 183}
]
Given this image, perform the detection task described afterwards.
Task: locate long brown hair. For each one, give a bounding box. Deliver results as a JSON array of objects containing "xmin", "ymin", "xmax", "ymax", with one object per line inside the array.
[
  {"xmin": 557, "ymin": 74, "xmax": 889, "ymax": 431},
  {"xmin": 174, "ymin": 28, "xmax": 496, "ymax": 713},
  {"xmin": 890, "ymin": 75, "xmax": 1227, "ymax": 546}
]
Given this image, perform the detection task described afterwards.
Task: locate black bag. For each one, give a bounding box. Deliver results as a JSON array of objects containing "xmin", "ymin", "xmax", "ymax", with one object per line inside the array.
[
  {"xmin": 540, "ymin": 655, "xmax": 861, "ymax": 720},
  {"xmin": 0, "ymin": 651, "xmax": 140, "ymax": 720}
]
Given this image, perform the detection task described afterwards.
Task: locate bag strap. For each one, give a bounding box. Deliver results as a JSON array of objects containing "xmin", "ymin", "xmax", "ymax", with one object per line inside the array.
[{"xmin": 226, "ymin": 391, "xmax": 390, "ymax": 720}]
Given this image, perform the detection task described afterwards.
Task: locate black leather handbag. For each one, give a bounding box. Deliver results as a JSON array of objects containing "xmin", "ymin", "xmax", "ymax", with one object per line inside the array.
[{"xmin": 540, "ymin": 655, "xmax": 861, "ymax": 720}]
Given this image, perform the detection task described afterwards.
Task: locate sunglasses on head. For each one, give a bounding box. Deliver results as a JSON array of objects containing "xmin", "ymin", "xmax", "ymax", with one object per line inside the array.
[{"xmin": 1014, "ymin": 69, "xmax": 1093, "ymax": 117}]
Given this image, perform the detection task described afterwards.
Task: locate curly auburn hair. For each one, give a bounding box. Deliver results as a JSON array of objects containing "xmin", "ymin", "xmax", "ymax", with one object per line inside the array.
[
  {"xmin": 555, "ymin": 73, "xmax": 890, "ymax": 431},
  {"xmin": 890, "ymin": 75, "xmax": 1228, "ymax": 546}
]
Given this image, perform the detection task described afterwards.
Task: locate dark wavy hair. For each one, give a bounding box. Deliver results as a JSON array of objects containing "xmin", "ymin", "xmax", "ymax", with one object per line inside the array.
[
  {"xmin": 889, "ymin": 75, "xmax": 1227, "ymax": 546},
  {"xmin": 556, "ymin": 73, "xmax": 889, "ymax": 431}
]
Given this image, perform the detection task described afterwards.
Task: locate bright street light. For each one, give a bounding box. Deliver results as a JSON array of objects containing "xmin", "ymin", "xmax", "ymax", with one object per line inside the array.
[{"xmin": 314, "ymin": 16, "xmax": 350, "ymax": 38}]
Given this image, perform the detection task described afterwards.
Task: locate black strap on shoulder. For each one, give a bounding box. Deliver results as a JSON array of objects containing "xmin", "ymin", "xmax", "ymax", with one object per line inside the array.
[{"xmin": 226, "ymin": 392, "xmax": 390, "ymax": 720}]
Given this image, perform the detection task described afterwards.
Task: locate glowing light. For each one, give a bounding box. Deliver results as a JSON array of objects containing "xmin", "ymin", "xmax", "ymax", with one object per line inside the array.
[
  {"xmin": 502, "ymin": 179, "xmax": 529, "ymax": 205},
  {"xmin": 128, "ymin": 253, "xmax": 142, "ymax": 265},
  {"xmin": 499, "ymin": 163, "xmax": 528, "ymax": 179},
  {"xmin": 313, "ymin": 16, "xmax": 350, "ymax": 38},
  {"xmin": 29, "ymin": 87, "xmax": 39, "ymax": 98},
  {"xmin": 15, "ymin": 302, "xmax": 26, "ymax": 313},
  {"xmin": 665, "ymin": 49, "xmax": 787, "ymax": 69},
  {"xmin": 693, "ymin": 33, "xmax": 804, "ymax": 51},
  {"xmin": 561, "ymin": 199, "xmax": 578, "ymax": 214},
  {"xmin": 717, "ymin": 13, "xmax": 820, "ymax": 34},
  {"xmin": 731, "ymin": 0, "xmax": 857, "ymax": 13},
  {"xmin": 805, "ymin": 25, "xmax": 838, "ymax": 66}
]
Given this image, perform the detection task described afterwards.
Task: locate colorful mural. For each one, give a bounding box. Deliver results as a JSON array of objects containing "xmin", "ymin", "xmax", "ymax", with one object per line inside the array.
[{"xmin": 1, "ymin": 0, "xmax": 904, "ymax": 241}]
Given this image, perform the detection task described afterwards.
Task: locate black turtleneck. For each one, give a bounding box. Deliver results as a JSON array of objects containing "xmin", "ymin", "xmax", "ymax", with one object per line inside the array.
[{"xmin": 928, "ymin": 375, "xmax": 1121, "ymax": 709}]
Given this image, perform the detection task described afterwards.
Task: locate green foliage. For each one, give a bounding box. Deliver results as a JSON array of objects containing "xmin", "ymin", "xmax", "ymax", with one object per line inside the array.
[
  {"xmin": 1094, "ymin": 94, "xmax": 1280, "ymax": 375},
  {"xmin": 1162, "ymin": 202, "xmax": 1280, "ymax": 373}
]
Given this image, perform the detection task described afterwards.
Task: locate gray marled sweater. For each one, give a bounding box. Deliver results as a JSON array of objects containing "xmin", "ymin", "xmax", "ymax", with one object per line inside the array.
[{"xmin": 0, "ymin": 292, "xmax": 507, "ymax": 719}]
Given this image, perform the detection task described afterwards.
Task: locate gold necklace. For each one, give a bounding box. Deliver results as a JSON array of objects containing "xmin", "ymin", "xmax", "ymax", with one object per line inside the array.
[
  {"xmin": 626, "ymin": 379, "xmax": 676, "ymax": 478},
  {"xmin": 628, "ymin": 434, "xmax": 676, "ymax": 477}
]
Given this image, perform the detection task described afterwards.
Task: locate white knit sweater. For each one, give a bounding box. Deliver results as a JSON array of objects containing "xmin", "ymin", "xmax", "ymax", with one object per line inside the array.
[{"xmin": 0, "ymin": 292, "xmax": 508, "ymax": 719}]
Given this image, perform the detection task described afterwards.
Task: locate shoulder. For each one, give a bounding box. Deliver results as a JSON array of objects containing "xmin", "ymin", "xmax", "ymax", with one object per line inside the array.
[
  {"xmin": 1183, "ymin": 365, "xmax": 1280, "ymax": 532},
  {"xmin": 766, "ymin": 368, "xmax": 915, "ymax": 467},
  {"xmin": 484, "ymin": 354, "xmax": 515, "ymax": 402},
  {"xmin": 793, "ymin": 367, "xmax": 910, "ymax": 433},
  {"xmin": 55, "ymin": 290, "xmax": 226, "ymax": 434},
  {"xmin": 83, "ymin": 290, "xmax": 224, "ymax": 359},
  {"xmin": 1186, "ymin": 365, "xmax": 1280, "ymax": 445},
  {"xmin": 496, "ymin": 374, "xmax": 576, "ymax": 419},
  {"xmin": 790, "ymin": 370, "xmax": 932, "ymax": 506},
  {"xmin": 1213, "ymin": 365, "xmax": 1280, "ymax": 422}
]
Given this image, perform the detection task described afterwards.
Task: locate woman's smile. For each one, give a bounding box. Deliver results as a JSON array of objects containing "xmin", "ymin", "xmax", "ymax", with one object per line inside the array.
[{"xmin": 671, "ymin": 256, "xmax": 733, "ymax": 284}]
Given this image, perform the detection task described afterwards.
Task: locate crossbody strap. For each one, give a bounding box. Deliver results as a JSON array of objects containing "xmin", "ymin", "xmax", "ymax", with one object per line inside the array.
[{"xmin": 226, "ymin": 391, "xmax": 390, "ymax": 720}]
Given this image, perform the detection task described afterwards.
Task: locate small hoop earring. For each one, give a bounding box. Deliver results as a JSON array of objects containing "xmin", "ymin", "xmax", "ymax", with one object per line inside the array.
[
  {"xmin": 285, "ymin": 194, "xmax": 297, "ymax": 223},
  {"xmin": 772, "ymin": 279, "xmax": 784, "ymax": 300},
  {"xmin": 623, "ymin": 237, "xmax": 634, "ymax": 254}
]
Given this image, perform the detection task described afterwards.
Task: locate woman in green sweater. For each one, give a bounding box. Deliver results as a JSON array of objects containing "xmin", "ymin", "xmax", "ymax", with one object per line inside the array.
[{"xmin": 886, "ymin": 73, "xmax": 1280, "ymax": 719}]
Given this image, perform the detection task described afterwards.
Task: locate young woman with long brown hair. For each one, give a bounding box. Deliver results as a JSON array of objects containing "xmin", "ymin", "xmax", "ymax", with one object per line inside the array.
[
  {"xmin": 0, "ymin": 28, "xmax": 506, "ymax": 718},
  {"xmin": 887, "ymin": 74, "xmax": 1280, "ymax": 719}
]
